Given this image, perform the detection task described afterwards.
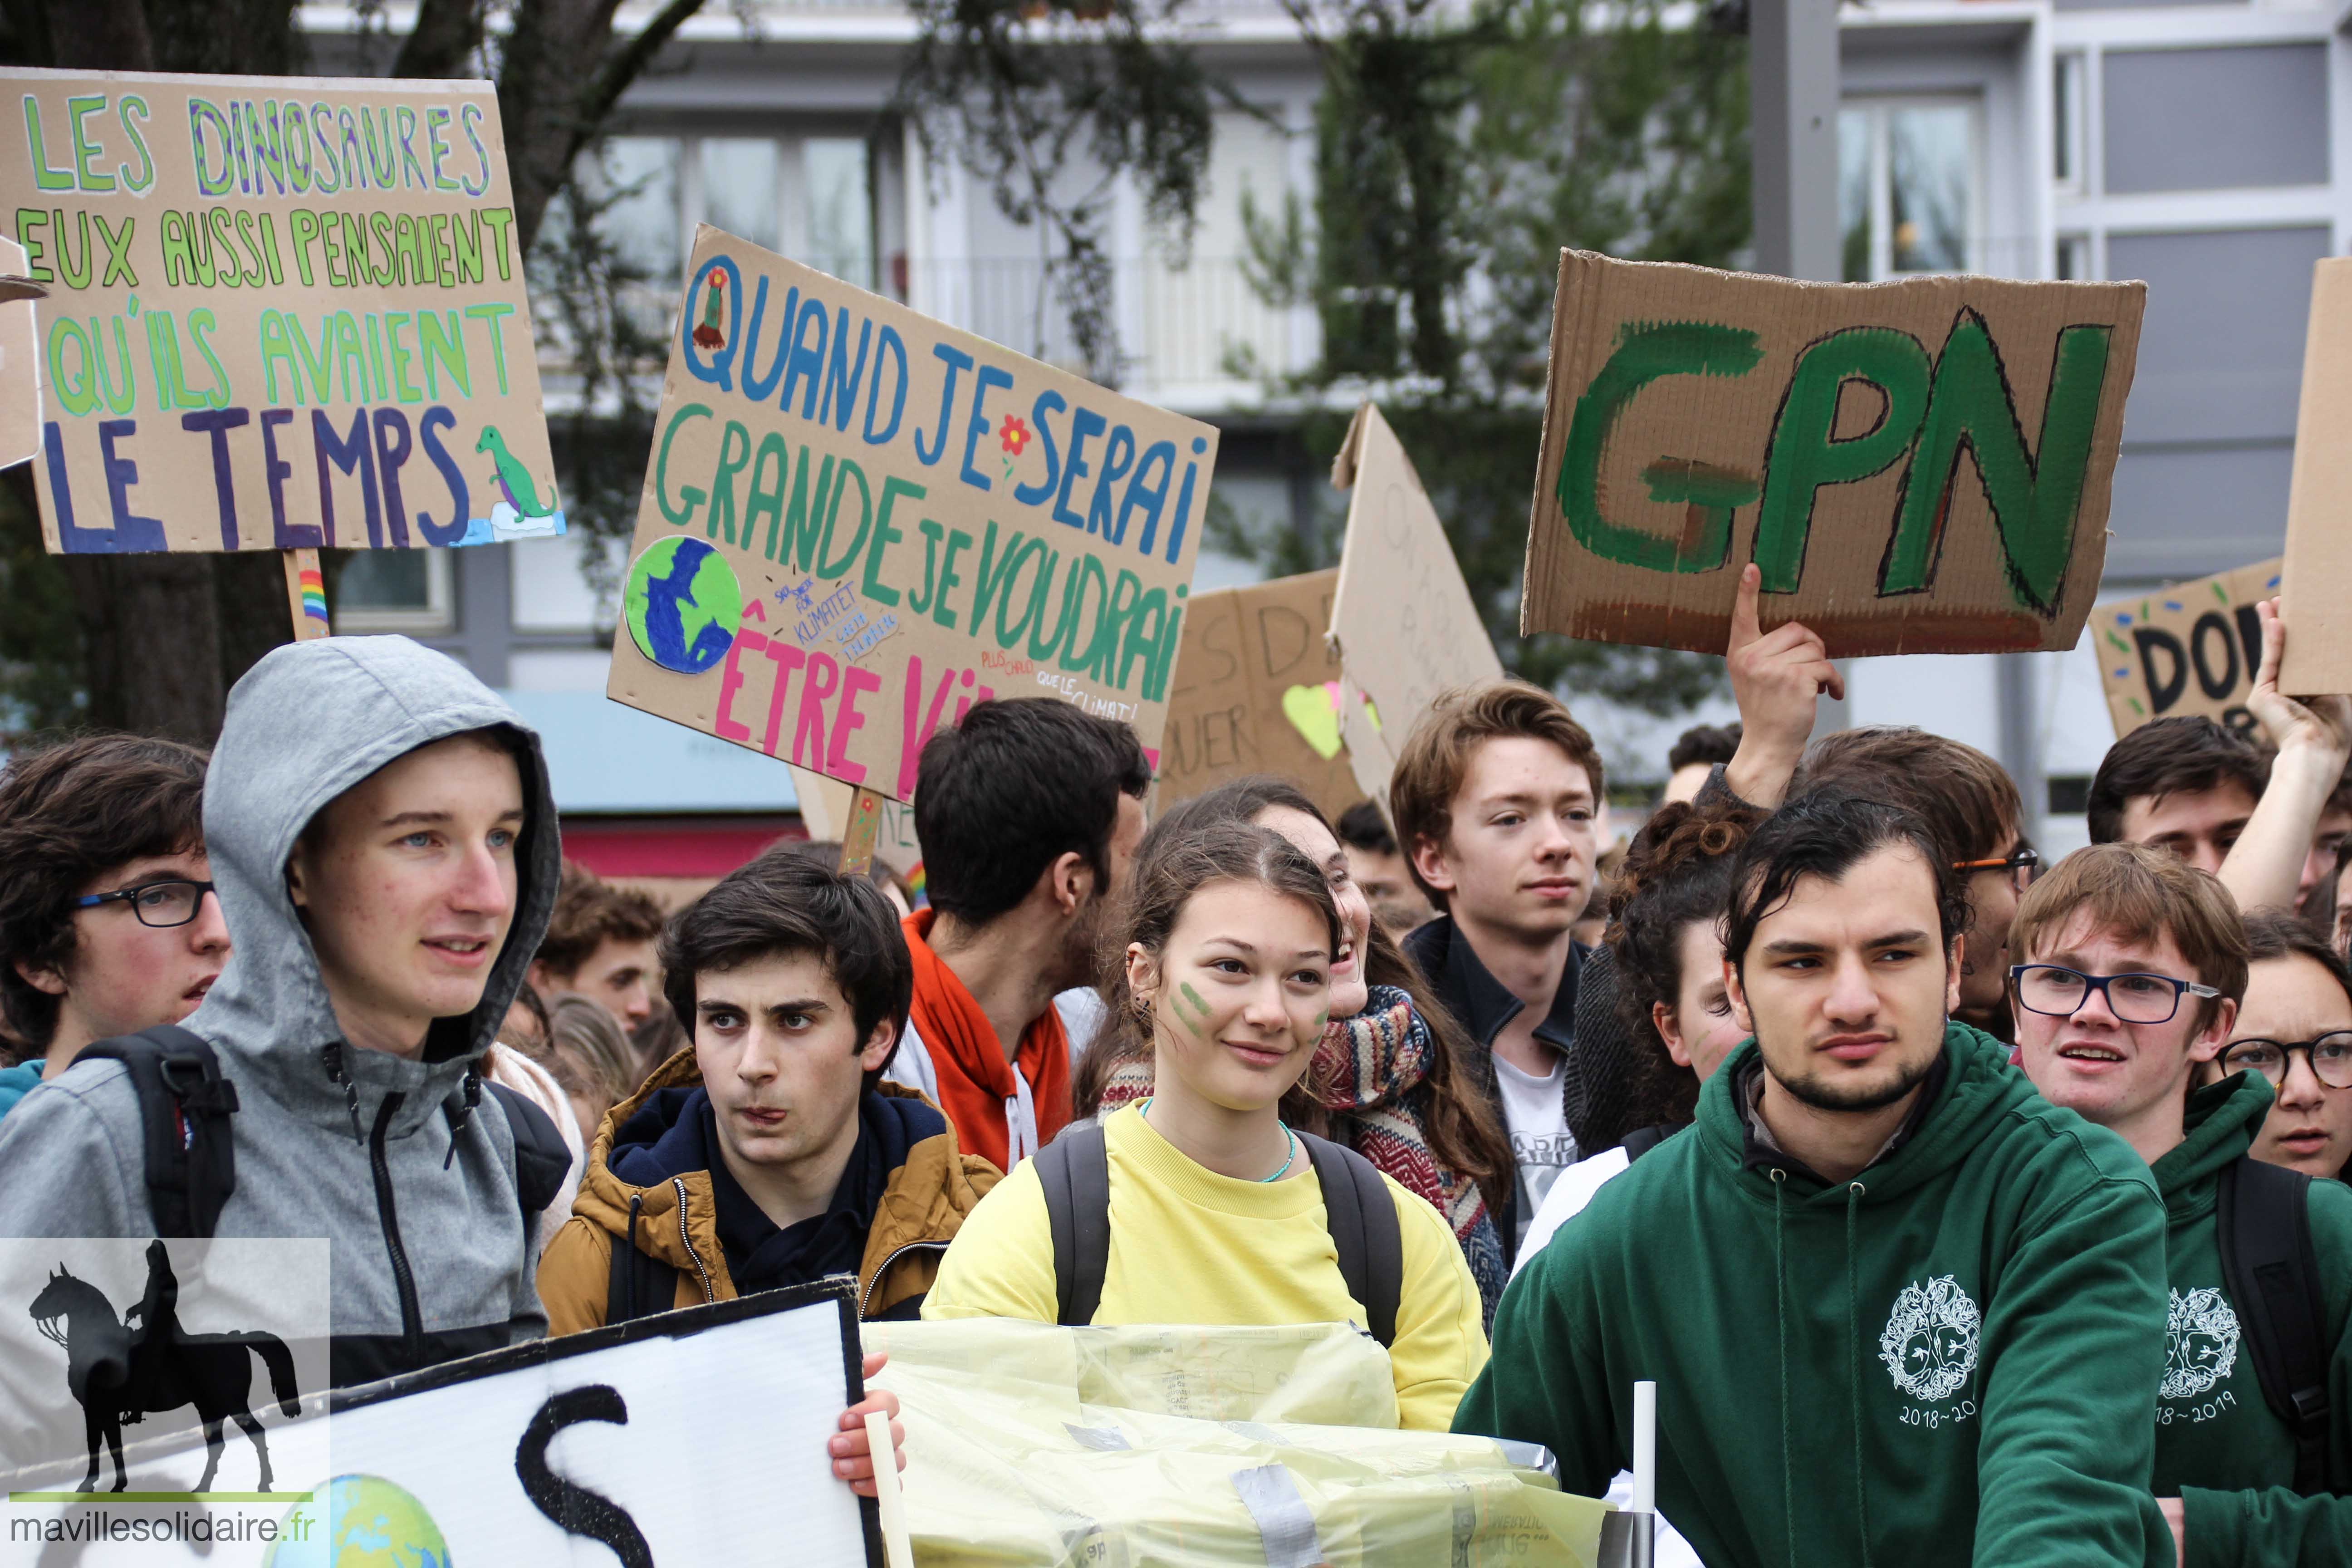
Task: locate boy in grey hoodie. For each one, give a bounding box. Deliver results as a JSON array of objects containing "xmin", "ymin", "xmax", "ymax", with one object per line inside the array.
[{"xmin": 0, "ymin": 637, "xmax": 567, "ymax": 1388}]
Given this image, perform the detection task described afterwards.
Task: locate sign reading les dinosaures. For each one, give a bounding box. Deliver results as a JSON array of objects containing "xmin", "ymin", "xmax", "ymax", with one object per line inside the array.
[
  {"xmin": 1521, "ymin": 250, "xmax": 2145, "ymax": 657},
  {"xmin": 1159, "ymin": 569, "xmax": 1360, "ymax": 823},
  {"xmin": 0, "ymin": 67, "xmax": 564, "ymax": 554},
  {"xmin": 609, "ymin": 226, "xmax": 1217, "ymax": 804},
  {"xmin": 2091, "ymin": 559, "xmax": 2279, "ymax": 740}
]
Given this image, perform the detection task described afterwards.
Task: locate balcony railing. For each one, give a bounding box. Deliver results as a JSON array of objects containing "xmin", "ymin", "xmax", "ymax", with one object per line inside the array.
[{"xmin": 542, "ymin": 254, "xmax": 1314, "ymax": 412}]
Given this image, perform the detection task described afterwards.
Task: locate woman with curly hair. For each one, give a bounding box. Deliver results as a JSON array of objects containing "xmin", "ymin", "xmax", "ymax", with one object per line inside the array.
[{"xmin": 1073, "ymin": 779, "xmax": 1515, "ymax": 1324}]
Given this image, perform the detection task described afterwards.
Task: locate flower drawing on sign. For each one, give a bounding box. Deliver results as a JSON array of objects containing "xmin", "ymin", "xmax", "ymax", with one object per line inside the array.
[
  {"xmin": 1000, "ymin": 414, "xmax": 1031, "ymax": 480},
  {"xmin": 694, "ymin": 267, "xmax": 727, "ymax": 350}
]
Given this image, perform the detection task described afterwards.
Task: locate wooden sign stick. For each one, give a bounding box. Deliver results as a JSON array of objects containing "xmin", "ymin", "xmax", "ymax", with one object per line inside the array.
[
  {"xmin": 838, "ymin": 787, "xmax": 884, "ymax": 877},
  {"xmin": 282, "ymin": 549, "xmax": 329, "ymax": 642}
]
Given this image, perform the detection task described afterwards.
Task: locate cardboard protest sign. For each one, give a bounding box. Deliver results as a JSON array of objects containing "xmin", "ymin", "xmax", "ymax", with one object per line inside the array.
[
  {"xmin": 1328, "ymin": 404, "xmax": 1504, "ymax": 813},
  {"xmin": 2281, "ymin": 258, "xmax": 2352, "ymax": 695},
  {"xmin": 0, "ymin": 68, "xmax": 563, "ymax": 554},
  {"xmin": 2091, "ymin": 559, "xmax": 2279, "ymax": 739},
  {"xmin": 0, "ymin": 236, "xmax": 40, "ymax": 469},
  {"xmin": 1521, "ymin": 250, "xmax": 2144, "ymax": 657},
  {"xmin": 609, "ymin": 226, "xmax": 1218, "ymax": 804},
  {"xmin": 3, "ymin": 1279, "xmax": 874, "ymax": 1566},
  {"xmin": 1158, "ymin": 569, "xmax": 1362, "ymax": 820}
]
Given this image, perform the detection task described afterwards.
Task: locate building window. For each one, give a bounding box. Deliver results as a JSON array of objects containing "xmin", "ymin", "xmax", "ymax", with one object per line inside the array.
[
  {"xmin": 2056, "ymin": 233, "xmax": 2094, "ymax": 281},
  {"xmin": 577, "ymin": 130, "xmax": 879, "ymax": 293},
  {"xmin": 2053, "ymin": 53, "xmax": 2087, "ymax": 196},
  {"xmin": 1840, "ymin": 99, "xmax": 1982, "ymax": 281},
  {"xmin": 333, "ymin": 549, "xmax": 454, "ymax": 634}
]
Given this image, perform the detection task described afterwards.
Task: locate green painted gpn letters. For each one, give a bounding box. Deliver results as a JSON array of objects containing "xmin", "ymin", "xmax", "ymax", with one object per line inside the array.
[{"xmin": 1556, "ymin": 309, "xmax": 2114, "ymax": 612}]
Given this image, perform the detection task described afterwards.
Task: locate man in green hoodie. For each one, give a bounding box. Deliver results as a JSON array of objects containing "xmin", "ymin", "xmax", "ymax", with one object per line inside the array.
[
  {"xmin": 2011, "ymin": 841, "xmax": 2352, "ymax": 1568},
  {"xmin": 1457, "ymin": 787, "xmax": 2173, "ymax": 1568}
]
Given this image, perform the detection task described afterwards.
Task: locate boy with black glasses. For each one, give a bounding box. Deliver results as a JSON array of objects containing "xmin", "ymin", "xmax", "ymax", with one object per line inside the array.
[
  {"xmin": 2012, "ymin": 844, "xmax": 2352, "ymax": 1568},
  {"xmin": 0, "ymin": 735, "xmax": 229, "ymax": 1125}
]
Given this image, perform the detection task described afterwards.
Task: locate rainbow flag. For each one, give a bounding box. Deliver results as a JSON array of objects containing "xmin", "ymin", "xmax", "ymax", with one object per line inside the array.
[
  {"xmin": 299, "ymin": 567, "xmax": 328, "ymax": 631},
  {"xmin": 905, "ymin": 862, "xmax": 927, "ymax": 910}
]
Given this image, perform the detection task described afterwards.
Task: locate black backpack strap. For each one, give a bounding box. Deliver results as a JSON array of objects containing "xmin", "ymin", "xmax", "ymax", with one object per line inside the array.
[
  {"xmin": 603, "ymin": 1194, "xmax": 681, "ymax": 1325},
  {"xmin": 76, "ymin": 1025, "xmax": 238, "ymax": 1239},
  {"xmin": 479, "ymin": 1080, "xmax": 570, "ymax": 1220},
  {"xmin": 1035, "ymin": 1122, "xmax": 1112, "ymax": 1327},
  {"xmin": 2219, "ymin": 1156, "xmax": 2331, "ymax": 1493},
  {"xmin": 1300, "ymin": 1132, "xmax": 1401, "ymax": 1349}
]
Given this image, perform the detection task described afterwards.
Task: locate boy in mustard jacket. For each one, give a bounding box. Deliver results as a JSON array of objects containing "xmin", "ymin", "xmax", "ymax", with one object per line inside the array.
[{"xmin": 540, "ymin": 849, "xmax": 997, "ymax": 1328}]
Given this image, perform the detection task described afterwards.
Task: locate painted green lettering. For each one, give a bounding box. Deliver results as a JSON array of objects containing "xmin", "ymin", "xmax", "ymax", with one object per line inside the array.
[
  {"xmin": 1880, "ymin": 312, "xmax": 2112, "ymax": 612},
  {"xmin": 1558, "ymin": 321, "xmax": 1764, "ymax": 574},
  {"xmin": 1751, "ymin": 326, "xmax": 1931, "ymax": 593},
  {"xmin": 24, "ymin": 100, "xmax": 74, "ymax": 191},
  {"xmin": 655, "ymin": 402, "xmax": 713, "ymax": 526}
]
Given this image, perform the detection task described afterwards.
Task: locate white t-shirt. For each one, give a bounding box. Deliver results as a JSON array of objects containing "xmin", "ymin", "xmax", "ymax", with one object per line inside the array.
[
  {"xmin": 1492, "ymin": 1054, "xmax": 1576, "ymax": 1245},
  {"xmin": 1507, "ymin": 1140, "xmax": 1699, "ymax": 1568},
  {"xmin": 1513, "ymin": 1144, "xmax": 1629, "ymax": 1277}
]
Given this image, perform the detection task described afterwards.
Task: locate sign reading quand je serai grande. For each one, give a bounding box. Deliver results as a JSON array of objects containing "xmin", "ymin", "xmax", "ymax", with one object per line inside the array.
[{"xmin": 609, "ymin": 226, "xmax": 1217, "ymax": 803}]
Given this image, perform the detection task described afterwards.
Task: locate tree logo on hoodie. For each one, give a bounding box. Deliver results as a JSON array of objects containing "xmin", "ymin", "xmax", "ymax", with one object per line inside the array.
[
  {"xmin": 2161, "ymin": 1287, "xmax": 2241, "ymax": 1401},
  {"xmin": 1878, "ymin": 1274, "xmax": 1982, "ymax": 1404}
]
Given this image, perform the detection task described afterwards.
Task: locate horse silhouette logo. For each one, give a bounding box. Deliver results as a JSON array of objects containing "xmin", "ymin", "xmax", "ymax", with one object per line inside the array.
[
  {"xmin": 1878, "ymin": 1274, "xmax": 1982, "ymax": 1404},
  {"xmin": 27, "ymin": 1240, "xmax": 300, "ymax": 1494},
  {"xmin": 2162, "ymin": 1287, "xmax": 2241, "ymax": 1401}
]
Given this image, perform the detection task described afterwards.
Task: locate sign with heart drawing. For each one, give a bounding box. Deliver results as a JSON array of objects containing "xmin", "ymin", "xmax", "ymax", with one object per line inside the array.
[{"xmin": 1157, "ymin": 568, "xmax": 1363, "ymax": 821}]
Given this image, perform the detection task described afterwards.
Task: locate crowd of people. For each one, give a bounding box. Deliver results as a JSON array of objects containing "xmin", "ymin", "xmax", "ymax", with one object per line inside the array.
[{"xmin": 1, "ymin": 565, "xmax": 2349, "ymax": 1564}]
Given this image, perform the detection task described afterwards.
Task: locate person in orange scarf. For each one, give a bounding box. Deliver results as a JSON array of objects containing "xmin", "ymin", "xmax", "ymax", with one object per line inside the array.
[{"xmin": 885, "ymin": 700, "xmax": 1149, "ymax": 1169}]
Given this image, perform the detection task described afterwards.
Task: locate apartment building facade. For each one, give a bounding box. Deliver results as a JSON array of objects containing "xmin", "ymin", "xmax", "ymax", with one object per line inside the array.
[{"xmin": 316, "ymin": 0, "xmax": 2351, "ymax": 851}]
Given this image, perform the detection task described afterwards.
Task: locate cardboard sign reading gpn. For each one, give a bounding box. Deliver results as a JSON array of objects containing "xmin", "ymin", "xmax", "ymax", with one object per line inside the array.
[
  {"xmin": 0, "ymin": 68, "xmax": 563, "ymax": 553},
  {"xmin": 610, "ymin": 226, "xmax": 1217, "ymax": 803},
  {"xmin": 2092, "ymin": 559, "xmax": 2279, "ymax": 739},
  {"xmin": 1159, "ymin": 569, "xmax": 1360, "ymax": 822},
  {"xmin": 1329, "ymin": 404, "xmax": 1503, "ymax": 813},
  {"xmin": 1522, "ymin": 251, "xmax": 2144, "ymax": 657}
]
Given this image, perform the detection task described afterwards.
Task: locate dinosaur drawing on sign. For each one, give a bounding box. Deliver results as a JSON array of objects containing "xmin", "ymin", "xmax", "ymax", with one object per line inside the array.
[{"xmin": 477, "ymin": 426, "xmax": 562, "ymax": 535}]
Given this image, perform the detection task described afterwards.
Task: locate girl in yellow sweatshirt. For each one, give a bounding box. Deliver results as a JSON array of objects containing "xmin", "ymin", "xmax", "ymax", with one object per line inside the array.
[{"xmin": 922, "ymin": 819, "xmax": 1488, "ymax": 1431}]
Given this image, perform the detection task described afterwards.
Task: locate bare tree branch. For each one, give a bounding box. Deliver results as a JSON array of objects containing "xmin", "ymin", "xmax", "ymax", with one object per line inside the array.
[
  {"xmin": 393, "ymin": 0, "xmax": 490, "ymax": 78},
  {"xmin": 574, "ymin": 0, "xmax": 708, "ymax": 142}
]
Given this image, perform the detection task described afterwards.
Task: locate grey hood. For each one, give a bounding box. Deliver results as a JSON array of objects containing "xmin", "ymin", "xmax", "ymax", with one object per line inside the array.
[
  {"xmin": 0, "ymin": 635, "xmax": 566, "ymax": 1389},
  {"xmin": 195, "ymin": 633, "xmax": 561, "ymax": 1089}
]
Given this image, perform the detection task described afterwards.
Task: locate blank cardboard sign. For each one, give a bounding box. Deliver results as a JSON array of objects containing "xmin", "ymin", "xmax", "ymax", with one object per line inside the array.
[
  {"xmin": 1522, "ymin": 251, "xmax": 2145, "ymax": 657},
  {"xmin": 1328, "ymin": 404, "xmax": 1504, "ymax": 813},
  {"xmin": 608, "ymin": 227, "xmax": 1216, "ymax": 805},
  {"xmin": 2090, "ymin": 558, "xmax": 2279, "ymax": 739},
  {"xmin": 2281, "ymin": 259, "xmax": 2352, "ymax": 695},
  {"xmin": 0, "ymin": 235, "xmax": 39, "ymax": 469},
  {"xmin": 1159, "ymin": 569, "xmax": 1360, "ymax": 822}
]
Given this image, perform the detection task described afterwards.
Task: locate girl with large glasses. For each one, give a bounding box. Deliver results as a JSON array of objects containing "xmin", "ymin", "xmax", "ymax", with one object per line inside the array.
[{"xmin": 2198, "ymin": 910, "xmax": 2352, "ymax": 1181}]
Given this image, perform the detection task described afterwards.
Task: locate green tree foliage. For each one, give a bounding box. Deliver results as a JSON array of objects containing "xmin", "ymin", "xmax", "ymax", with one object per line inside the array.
[{"xmin": 1230, "ymin": 0, "xmax": 1751, "ymax": 720}]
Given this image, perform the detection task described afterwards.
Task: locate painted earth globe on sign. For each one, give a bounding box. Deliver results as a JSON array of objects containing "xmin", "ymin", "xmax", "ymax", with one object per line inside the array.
[
  {"xmin": 624, "ymin": 535, "xmax": 743, "ymax": 675},
  {"xmin": 264, "ymin": 1475, "xmax": 450, "ymax": 1568}
]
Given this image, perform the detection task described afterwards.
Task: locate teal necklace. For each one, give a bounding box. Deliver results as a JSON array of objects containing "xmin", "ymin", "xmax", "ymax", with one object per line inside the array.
[{"xmin": 1137, "ymin": 1098, "xmax": 1297, "ymax": 1182}]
